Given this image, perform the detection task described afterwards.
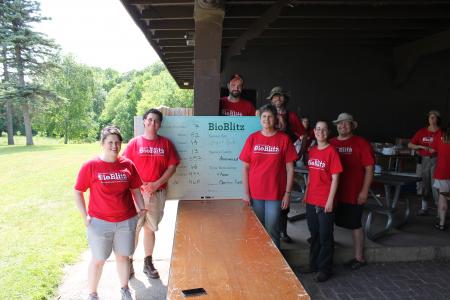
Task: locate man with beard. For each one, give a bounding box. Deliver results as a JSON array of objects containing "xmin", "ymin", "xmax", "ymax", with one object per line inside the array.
[
  {"xmin": 330, "ymin": 113, "xmax": 374, "ymax": 270},
  {"xmin": 219, "ymin": 74, "xmax": 256, "ymax": 116}
]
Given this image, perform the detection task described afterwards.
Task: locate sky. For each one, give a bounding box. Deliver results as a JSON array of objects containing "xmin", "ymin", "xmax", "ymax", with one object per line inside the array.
[{"xmin": 34, "ymin": 0, "xmax": 160, "ymax": 73}]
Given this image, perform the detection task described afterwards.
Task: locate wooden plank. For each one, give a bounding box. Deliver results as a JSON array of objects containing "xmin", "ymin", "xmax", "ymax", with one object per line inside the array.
[{"xmin": 167, "ymin": 199, "xmax": 310, "ymax": 300}]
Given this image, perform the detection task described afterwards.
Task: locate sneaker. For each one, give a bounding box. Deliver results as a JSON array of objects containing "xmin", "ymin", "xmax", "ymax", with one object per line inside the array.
[
  {"xmin": 434, "ymin": 223, "xmax": 447, "ymax": 231},
  {"xmin": 87, "ymin": 293, "xmax": 99, "ymax": 300},
  {"xmin": 417, "ymin": 209, "xmax": 428, "ymax": 216},
  {"xmin": 316, "ymin": 271, "xmax": 332, "ymax": 282},
  {"xmin": 143, "ymin": 256, "xmax": 160, "ymax": 279},
  {"xmin": 280, "ymin": 232, "xmax": 293, "ymax": 243},
  {"xmin": 120, "ymin": 287, "xmax": 133, "ymax": 300},
  {"xmin": 129, "ymin": 258, "xmax": 134, "ymax": 279}
]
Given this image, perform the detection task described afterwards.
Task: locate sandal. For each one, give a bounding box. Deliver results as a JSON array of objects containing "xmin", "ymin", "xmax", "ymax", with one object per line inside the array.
[
  {"xmin": 343, "ymin": 258, "xmax": 358, "ymax": 267},
  {"xmin": 434, "ymin": 223, "xmax": 447, "ymax": 231},
  {"xmin": 350, "ymin": 260, "xmax": 367, "ymax": 270}
]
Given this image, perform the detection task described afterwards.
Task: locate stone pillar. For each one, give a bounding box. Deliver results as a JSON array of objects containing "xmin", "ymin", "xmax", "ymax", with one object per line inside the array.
[{"xmin": 193, "ymin": 0, "xmax": 224, "ymax": 115}]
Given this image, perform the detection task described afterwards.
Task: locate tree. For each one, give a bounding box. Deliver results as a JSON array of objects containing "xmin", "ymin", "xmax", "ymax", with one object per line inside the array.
[
  {"xmin": 0, "ymin": 0, "xmax": 15, "ymax": 144},
  {"xmin": 100, "ymin": 79, "xmax": 142, "ymax": 141},
  {"xmin": 35, "ymin": 55, "xmax": 100, "ymax": 143},
  {"xmin": 0, "ymin": 0, "xmax": 59, "ymax": 145},
  {"xmin": 136, "ymin": 69, "xmax": 193, "ymax": 115}
]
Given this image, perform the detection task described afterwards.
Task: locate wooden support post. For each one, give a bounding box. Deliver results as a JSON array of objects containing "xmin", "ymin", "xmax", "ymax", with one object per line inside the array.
[{"xmin": 193, "ymin": 0, "xmax": 224, "ymax": 116}]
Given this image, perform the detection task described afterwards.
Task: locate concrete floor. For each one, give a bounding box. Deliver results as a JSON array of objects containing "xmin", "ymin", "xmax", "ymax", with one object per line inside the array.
[{"xmin": 283, "ymin": 198, "xmax": 450, "ymax": 266}]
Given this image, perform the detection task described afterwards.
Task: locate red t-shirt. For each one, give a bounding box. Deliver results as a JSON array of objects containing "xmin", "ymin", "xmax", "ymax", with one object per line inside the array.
[
  {"xmin": 410, "ymin": 127, "xmax": 441, "ymax": 157},
  {"xmin": 123, "ymin": 135, "xmax": 180, "ymax": 189},
  {"xmin": 279, "ymin": 111, "xmax": 306, "ymax": 139},
  {"xmin": 219, "ymin": 97, "xmax": 256, "ymax": 116},
  {"xmin": 330, "ymin": 135, "xmax": 375, "ymax": 204},
  {"xmin": 239, "ymin": 131, "xmax": 298, "ymax": 200},
  {"xmin": 304, "ymin": 145, "xmax": 343, "ymax": 207},
  {"xmin": 74, "ymin": 156, "xmax": 142, "ymax": 222},
  {"xmin": 431, "ymin": 133, "xmax": 450, "ymax": 180}
]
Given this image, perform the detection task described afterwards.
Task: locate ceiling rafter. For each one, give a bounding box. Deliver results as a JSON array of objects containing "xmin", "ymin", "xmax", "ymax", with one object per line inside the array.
[{"xmin": 121, "ymin": 0, "xmax": 450, "ymax": 88}]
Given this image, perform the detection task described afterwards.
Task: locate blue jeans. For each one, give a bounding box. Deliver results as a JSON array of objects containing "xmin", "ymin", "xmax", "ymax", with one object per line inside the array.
[{"xmin": 252, "ymin": 199, "xmax": 281, "ymax": 248}]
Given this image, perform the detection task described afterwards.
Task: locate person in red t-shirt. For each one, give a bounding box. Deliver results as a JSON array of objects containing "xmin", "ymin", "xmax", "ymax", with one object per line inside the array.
[
  {"xmin": 408, "ymin": 110, "xmax": 442, "ymax": 216},
  {"xmin": 330, "ymin": 113, "xmax": 374, "ymax": 270},
  {"xmin": 239, "ymin": 104, "xmax": 298, "ymax": 248},
  {"xmin": 74, "ymin": 125, "xmax": 146, "ymax": 300},
  {"xmin": 301, "ymin": 116, "xmax": 316, "ymax": 152},
  {"xmin": 431, "ymin": 127, "xmax": 450, "ymax": 230},
  {"xmin": 219, "ymin": 74, "xmax": 256, "ymax": 116},
  {"xmin": 265, "ymin": 86, "xmax": 306, "ymax": 243},
  {"xmin": 303, "ymin": 120, "xmax": 342, "ymax": 282},
  {"xmin": 123, "ymin": 108, "xmax": 180, "ymax": 280}
]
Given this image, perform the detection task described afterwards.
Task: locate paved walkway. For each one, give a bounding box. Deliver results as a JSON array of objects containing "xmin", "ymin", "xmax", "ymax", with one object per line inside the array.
[
  {"xmin": 296, "ymin": 260, "xmax": 450, "ymax": 300},
  {"xmin": 55, "ymin": 200, "xmax": 178, "ymax": 300}
]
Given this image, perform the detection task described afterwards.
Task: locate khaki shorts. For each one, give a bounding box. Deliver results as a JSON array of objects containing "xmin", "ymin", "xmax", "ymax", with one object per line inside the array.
[
  {"xmin": 433, "ymin": 180, "xmax": 450, "ymax": 193},
  {"xmin": 87, "ymin": 216, "xmax": 138, "ymax": 260},
  {"xmin": 137, "ymin": 189, "xmax": 167, "ymax": 232}
]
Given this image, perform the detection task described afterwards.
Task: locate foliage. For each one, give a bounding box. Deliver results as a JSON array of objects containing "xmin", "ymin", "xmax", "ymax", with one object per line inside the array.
[
  {"xmin": 99, "ymin": 79, "xmax": 141, "ymax": 141},
  {"xmin": 34, "ymin": 55, "xmax": 101, "ymax": 143},
  {"xmin": 136, "ymin": 68, "xmax": 193, "ymax": 115},
  {"xmin": 0, "ymin": 0, "xmax": 59, "ymax": 145},
  {"xmin": 100, "ymin": 62, "xmax": 193, "ymax": 141}
]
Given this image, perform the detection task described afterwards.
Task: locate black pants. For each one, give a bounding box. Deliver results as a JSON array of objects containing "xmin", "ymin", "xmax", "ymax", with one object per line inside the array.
[
  {"xmin": 280, "ymin": 206, "xmax": 290, "ymax": 234},
  {"xmin": 306, "ymin": 204, "xmax": 334, "ymax": 274}
]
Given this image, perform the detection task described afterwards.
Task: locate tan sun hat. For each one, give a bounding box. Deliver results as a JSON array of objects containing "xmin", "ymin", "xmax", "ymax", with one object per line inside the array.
[
  {"xmin": 333, "ymin": 112, "xmax": 358, "ymax": 128},
  {"xmin": 266, "ymin": 86, "xmax": 290, "ymax": 100}
]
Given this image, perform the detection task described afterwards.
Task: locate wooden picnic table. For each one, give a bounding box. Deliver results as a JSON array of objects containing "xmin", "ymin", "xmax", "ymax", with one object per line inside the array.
[{"xmin": 167, "ymin": 199, "xmax": 309, "ymax": 300}]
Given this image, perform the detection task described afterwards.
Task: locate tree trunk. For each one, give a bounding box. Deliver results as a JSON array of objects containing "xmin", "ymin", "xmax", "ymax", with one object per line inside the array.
[
  {"xmin": 5, "ymin": 100, "xmax": 14, "ymax": 145},
  {"xmin": 22, "ymin": 102, "xmax": 33, "ymax": 145},
  {"xmin": 15, "ymin": 42, "xmax": 33, "ymax": 145},
  {"xmin": 2, "ymin": 46, "xmax": 14, "ymax": 145},
  {"xmin": 64, "ymin": 119, "xmax": 68, "ymax": 144}
]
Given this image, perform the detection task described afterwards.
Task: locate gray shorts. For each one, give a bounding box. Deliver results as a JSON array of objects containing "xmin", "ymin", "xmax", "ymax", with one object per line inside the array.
[{"xmin": 87, "ymin": 216, "xmax": 138, "ymax": 260}]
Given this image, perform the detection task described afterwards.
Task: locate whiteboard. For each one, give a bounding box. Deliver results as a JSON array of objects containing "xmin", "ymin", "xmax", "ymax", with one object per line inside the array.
[{"xmin": 134, "ymin": 116, "xmax": 261, "ymax": 200}]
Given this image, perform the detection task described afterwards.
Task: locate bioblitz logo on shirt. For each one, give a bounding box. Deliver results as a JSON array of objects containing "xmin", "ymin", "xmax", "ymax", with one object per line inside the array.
[
  {"xmin": 308, "ymin": 159, "xmax": 326, "ymax": 169},
  {"xmin": 221, "ymin": 109, "xmax": 243, "ymax": 116},
  {"xmin": 139, "ymin": 147, "xmax": 165, "ymax": 155},
  {"xmin": 336, "ymin": 146, "xmax": 353, "ymax": 154},
  {"xmin": 98, "ymin": 172, "xmax": 128, "ymax": 183},
  {"xmin": 422, "ymin": 137, "xmax": 433, "ymax": 143},
  {"xmin": 253, "ymin": 144, "xmax": 280, "ymax": 154}
]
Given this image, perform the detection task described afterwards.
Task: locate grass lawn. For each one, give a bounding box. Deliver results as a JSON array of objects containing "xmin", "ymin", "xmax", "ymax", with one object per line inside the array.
[{"xmin": 0, "ymin": 136, "xmax": 100, "ymax": 299}]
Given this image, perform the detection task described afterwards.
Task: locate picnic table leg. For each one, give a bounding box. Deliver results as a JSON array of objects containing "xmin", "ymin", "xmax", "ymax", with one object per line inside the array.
[
  {"xmin": 396, "ymin": 197, "xmax": 411, "ymax": 227},
  {"xmin": 369, "ymin": 189, "xmax": 384, "ymax": 207},
  {"xmin": 364, "ymin": 209, "xmax": 394, "ymax": 241}
]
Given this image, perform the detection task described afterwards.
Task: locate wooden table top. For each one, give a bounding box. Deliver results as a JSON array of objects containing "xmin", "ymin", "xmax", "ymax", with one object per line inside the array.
[{"xmin": 167, "ymin": 199, "xmax": 310, "ymax": 300}]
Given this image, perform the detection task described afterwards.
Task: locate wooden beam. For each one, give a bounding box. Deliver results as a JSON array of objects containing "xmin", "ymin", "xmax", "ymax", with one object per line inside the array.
[
  {"xmin": 129, "ymin": 0, "xmax": 193, "ymax": 6},
  {"xmin": 193, "ymin": 0, "xmax": 225, "ymax": 115},
  {"xmin": 394, "ymin": 29, "xmax": 450, "ymax": 84},
  {"xmin": 145, "ymin": 19, "xmax": 194, "ymax": 30},
  {"xmin": 222, "ymin": 0, "xmax": 292, "ymax": 65},
  {"xmin": 140, "ymin": 5, "xmax": 193, "ymax": 20},
  {"xmin": 221, "ymin": 4, "xmax": 450, "ymax": 20}
]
